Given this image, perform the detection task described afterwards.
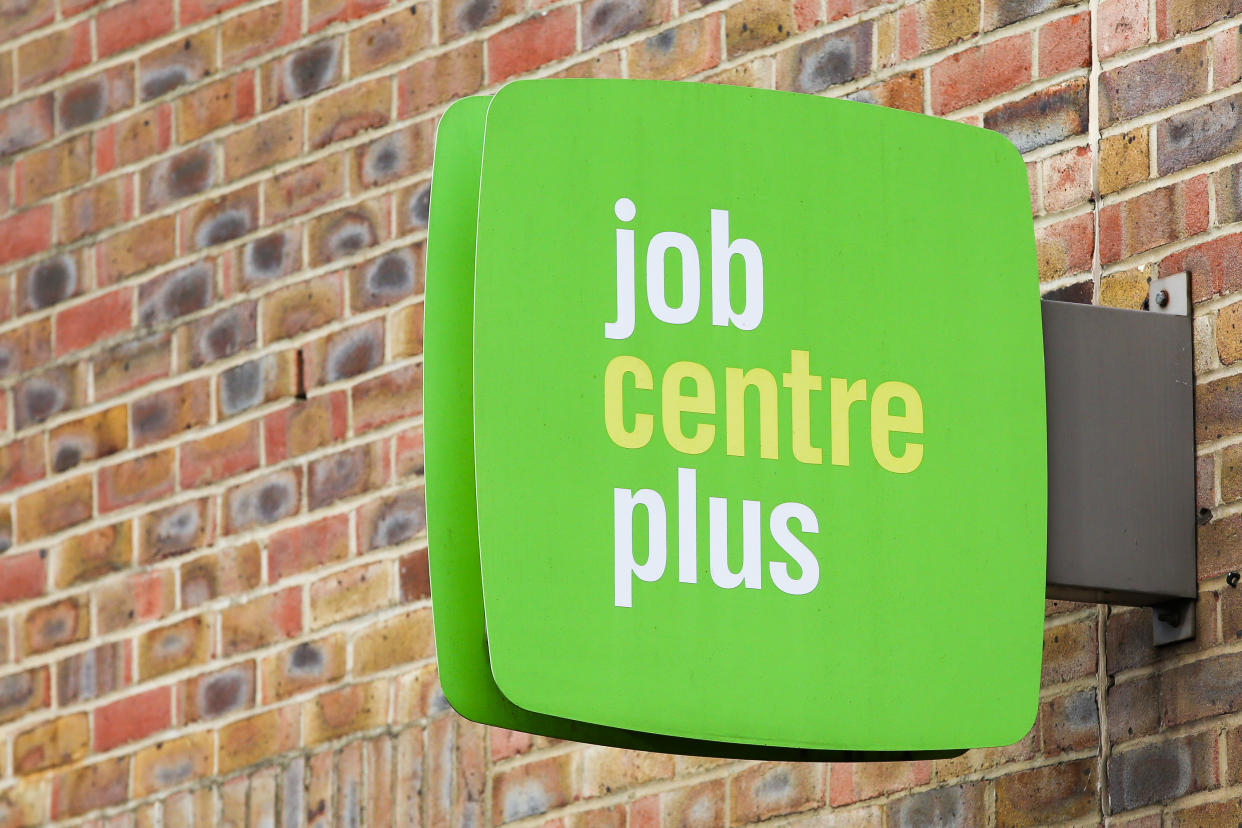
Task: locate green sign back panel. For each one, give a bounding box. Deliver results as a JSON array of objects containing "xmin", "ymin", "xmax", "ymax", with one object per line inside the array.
[
  {"xmin": 424, "ymin": 94, "xmax": 959, "ymax": 760},
  {"xmin": 471, "ymin": 80, "xmax": 1046, "ymax": 751}
]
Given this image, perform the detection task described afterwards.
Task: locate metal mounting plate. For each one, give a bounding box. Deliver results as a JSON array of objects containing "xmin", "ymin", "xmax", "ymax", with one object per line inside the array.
[{"xmin": 1043, "ymin": 274, "xmax": 1196, "ymax": 610}]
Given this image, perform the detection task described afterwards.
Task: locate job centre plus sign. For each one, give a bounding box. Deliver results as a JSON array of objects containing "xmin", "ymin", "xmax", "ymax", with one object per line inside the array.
[{"xmin": 603, "ymin": 197, "xmax": 927, "ymax": 609}]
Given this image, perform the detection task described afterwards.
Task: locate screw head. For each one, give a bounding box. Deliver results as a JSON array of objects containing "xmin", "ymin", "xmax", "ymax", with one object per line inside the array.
[{"xmin": 1155, "ymin": 289, "xmax": 1170, "ymax": 308}]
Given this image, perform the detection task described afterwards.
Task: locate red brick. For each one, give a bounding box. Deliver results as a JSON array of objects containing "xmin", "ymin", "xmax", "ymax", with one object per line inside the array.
[
  {"xmin": 264, "ymin": 392, "xmax": 348, "ymax": 462},
  {"xmin": 98, "ymin": 105, "xmax": 173, "ymax": 173},
  {"xmin": 0, "ymin": 0, "xmax": 52, "ymax": 41},
  {"xmin": 830, "ymin": 761, "xmax": 928, "ymax": 806},
  {"xmin": 224, "ymin": 110, "xmax": 304, "ymax": 179},
  {"xmin": 224, "ymin": 468, "xmax": 301, "ymax": 533},
  {"xmin": 95, "ymin": 216, "xmax": 177, "ymax": 286},
  {"xmin": 350, "ymin": 8, "xmax": 432, "ymax": 75},
  {"xmin": 352, "ymin": 363, "xmax": 422, "ymax": 433},
  {"xmin": 1039, "ymin": 688, "xmax": 1098, "ymax": 754},
  {"xmin": 310, "ymin": 561, "xmax": 392, "ymax": 626},
  {"xmin": 54, "ymin": 289, "xmax": 133, "ymax": 355},
  {"xmin": 1101, "ymin": 42, "xmax": 1208, "ymax": 128},
  {"xmin": 260, "ymin": 634, "xmax": 346, "ymax": 701},
  {"xmin": 1108, "ymin": 674, "xmax": 1159, "ymax": 743},
  {"xmin": 1042, "ymin": 617, "xmax": 1097, "ymax": 685},
  {"xmin": 439, "ymin": 0, "xmax": 517, "ymax": 40},
  {"xmin": 353, "ymin": 247, "xmax": 422, "ymax": 312},
  {"xmin": 142, "ymin": 144, "xmax": 219, "ymax": 212},
  {"xmin": 221, "ymin": 586, "xmax": 302, "ymax": 655},
  {"xmin": 181, "ymin": 542, "xmax": 262, "ymax": 607},
  {"xmin": 399, "ymin": 548, "xmax": 429, "ymax": 602},
  {"xmin": 137, "ymin": 29, "xmax": 218, "ymax": 101},
  {"xmin": 356, "ymin": 487, "xmax": 425, "ymax": 553},
  {"xmin": 399, "ymin": 42, "xmax": 483, "ymax": 117},
  {"xmin": 493, "ymin": 754, "xmax": 575, "ymax": 824},
  {"xmin": 305, "ymin": 679, "xmax": 388, "ymax": 743},
  {"xmin": 98, "ymin": 449, "xmax": 176, "ymax": 513},
  {"xmin": 260, "ymin": 273, "xmax": 345, "ymax": 343},
  {"xmin": 21, "ymin": 595, "xmax": 89, "ymax": 655},
  {"xmin": 132, "ymin": 731, "xmax": 213, "ymax": 797},
  {"xmin": 138, "ymin": 497, "xmax": 214, "ymax": 564},
  {"xmin": 266, "ymin": 155, "xmax": 346, "ymax": 222},
  {"xmin": 0, "ymin": 667, "xmax": 50, "ymax": 727},
  {"xmin": 302, "ymin": 319, "xmax": 385, "ymax": 386},
  {"xmin": 221, "ymin": 0, "xmax": 303, "ymax": 63},
  {"xmin": 488, "ymin": 8, "xmax": 576, "ymax": 83},
  {"xmin": 139, "ymin": 616, "xmax": 211, "ymax": 679},
  {"xmin": 181, "ymin": 421, "xmax": 262, "ymax": 489},
  {"xmin": 174, "ymin": 301, "xmax": 258, "ymax": 369},
  {"xmin": 490, "ymin": 728, "xmax": 532, "ymax": 762},
  {"xmin": 236, "ymin": 228, "xmax": 303, "ymax": 289},
  {"xmin": 181, "ymin": 0, "xmax": 250, "ymax": 24},
  {"xmin": 16, "ymin": 475, "xmax": 92, "ymax": 542},
  {"xmin": 52, "ymin": 522, "xmax": 131, "ymax": 588},
  {"xmin": 59, "ymin": 64, "xmax": 135, "ymax": 131},
  {"xmin": 0, "ymin": 551, "xmax": 46, "ymax": 606},
  {"xmin": 94, "ymin": 686, "xmax": 172, "ymax": 751},
  {"xmin": 1038, "ymin": 12, "xmax": 1089, "ymax": 77},
  {"xmin": 1109, "ymin": 731, "xmax": 1218, "ymax": 811},
  {"xmin": 1042, "ymin": 146, "xmax": 1092, "ymax": 213},
  {"xmin": 352, "ymin": 124, "xmax": 433, "ymax": 195},
  {"xmin": 931, "ymin": 33, "xmax": 1031, "ymax": 115},
  {"xmin": 0, "ymin": 95, "xmax": 53, "ymax": 158},
  {"xmin": 95, "ymin": 568, "xmax": 177, "ymax": 634},
  {"xmin": 176, "ymin": 71, "xmax": 256, "ymax": 143},
  {"xmin": 15, "ymin": 134, "xmax": 91, "ymax": 206},
  {"xmin": 309, "ymin": 441, "xmax": 389, "ymax": 510},
  {"xmin": 15, "ymin": 21, "xmax": 91, "ymax": 90},
  {"xmin": 765, "ymin": 22, "xmax": 874, "ymax": 94},
  {"xmin": 97, "ymin": 0, "xmax": 175, "ymax": 58},
  {"xmin": 984, "ymin": 78, "xmax": 1089, "ymax": 153},
  {"xmin": 394, "ymin": 426, "xmax": 424, "ymax": 478},
  {"xmin": 132, "ymin": 383, "xmax": 209, "ymax": 449},
  {"xmin": 629, "ymin": 14, "xmax": 721, "ymax": 80},
  {"xmin": 307, "ymin": 0, "xmax": 387, "ymax": 32},
  {"xmin": 0, "ymin": 206, "xmax": 52, "ymax": 266},
  {"xmin": 886, "ymin": 783, "xmax": 984, "ymax": 827},
  {"xmin": 268, "ymin": 514, "xmax": 351, "ymax": 582},
  {"xmin": 1100, "ymin": 176, "xmax": 1209, "ymax": 265},
  {"xmin": 308, "ymin": 204, "xmax": 384, "ymax": 266},
  {"xmin": 907, "ymin": 0, "xmax": 982, "ymax": 54},
  {"xmin": 352, "ymin": 607, "xmax": 433, "ymax": 675},
  {"xmin": 0, "ymin": 319, "xmax": 51, "ymax": 381},
  {"xmin": 1216, "ymin": 26, "xmax": 1242, "ymax": 90},
  {"xmin": 1161, "ymin": 233, "xmax": 1242, "ymax": 303},
  {"xmin": 994, "ymin": 758, "xmax": 1097, "ymax": 826},
  {"xmin": 181, "ymin": 661, "xmax": 255, "ymax": 721},
  {"xmin": 59, "ymin": 178, "xmax": 132, "ymax": 243},
  {"xmin": 218, "ymin": 705, "xmax": 300, "ymax": 773},
  {"xmin": 52, "ymin": 756, "xmax": 129, "ymax": 819},
  {"xmin": 13, "ymin": 712, "xmax": 89, "ymax": 774},
  {"xmin": 263, "ymin": 37, "xmax": 343, "ymax": 107},
  {"xmin": 218, "ymin": 351, "xmax": 298, "ymax": 418},
  {"xmin": 1100, "ymin": 0, "xmax": 1147, "ymax": 57},
  {"xmin": 308, "ymin": 77, "xmax": 391, "ymax": 150}
]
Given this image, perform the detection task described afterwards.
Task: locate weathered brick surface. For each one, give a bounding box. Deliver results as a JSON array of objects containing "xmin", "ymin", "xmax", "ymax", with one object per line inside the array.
[{"xmin": 0, "ymin": 0, "xmax": 1236, "ymax": 824}]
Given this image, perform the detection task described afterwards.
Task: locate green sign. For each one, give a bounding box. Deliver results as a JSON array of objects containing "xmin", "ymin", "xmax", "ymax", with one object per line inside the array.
[{"xmin": 427, "ymin": 80, "xmax": 1046, "ymax": 754}]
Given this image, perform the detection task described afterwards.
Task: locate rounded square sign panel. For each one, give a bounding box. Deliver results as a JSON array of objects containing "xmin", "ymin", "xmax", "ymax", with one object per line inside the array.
[{"xmin": 472, "ymin": 79, "xmax": 1046, "ymax": 751}]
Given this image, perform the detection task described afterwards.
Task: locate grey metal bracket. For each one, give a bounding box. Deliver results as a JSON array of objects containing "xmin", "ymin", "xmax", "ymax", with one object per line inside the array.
[
  {"xmin": 1042, "ymin": 272, "xmax": 1196, "ymax": 645},
  {"xmin": 1152, "ymin": 598, "xmax": 1195, "ymax": 645}
]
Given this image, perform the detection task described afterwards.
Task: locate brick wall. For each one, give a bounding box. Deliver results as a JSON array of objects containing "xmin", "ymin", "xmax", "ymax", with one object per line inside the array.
[{"xmin": 0, "ymin": 0, "xmax": 1239, "ymax": 823}]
